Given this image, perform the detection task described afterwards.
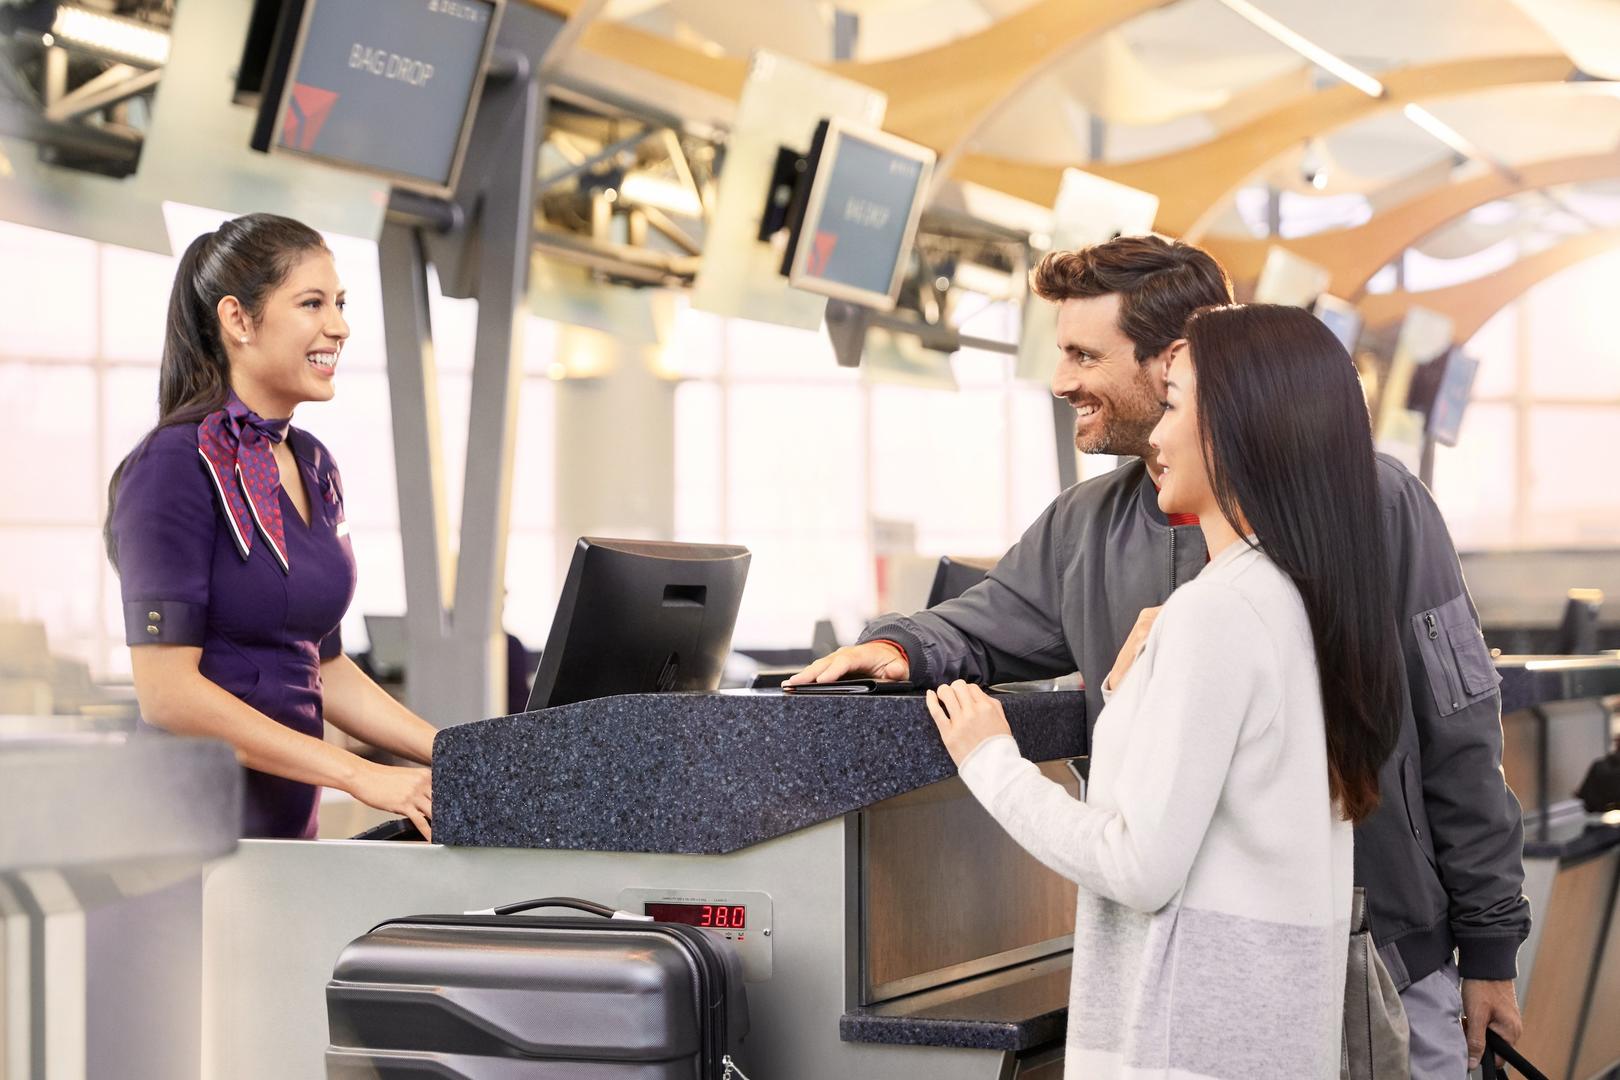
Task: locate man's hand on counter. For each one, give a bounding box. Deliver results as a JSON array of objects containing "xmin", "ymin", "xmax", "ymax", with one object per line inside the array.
[{"xmin": 786, "ymin": 641, "xmax": 911, "ymax": 686}]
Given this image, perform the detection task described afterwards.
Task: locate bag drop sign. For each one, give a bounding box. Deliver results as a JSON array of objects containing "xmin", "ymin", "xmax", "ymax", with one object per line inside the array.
[
  {"xmin": 348, "ymin": 45, "xmax": 436, "ymax": 88},
  {"xmin": 273, "ymin": 0, "xmax": 498, "ymax": 188}
]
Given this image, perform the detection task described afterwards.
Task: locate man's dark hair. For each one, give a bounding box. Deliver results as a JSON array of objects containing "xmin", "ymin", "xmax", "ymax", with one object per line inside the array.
[
  {"xmin": 1030, "ymin": 235, "xmax": 1233, "ymax": 362},
  {"xmin": 1185, "ymin": 303, "xmax": 1401, "ymax": 825}
]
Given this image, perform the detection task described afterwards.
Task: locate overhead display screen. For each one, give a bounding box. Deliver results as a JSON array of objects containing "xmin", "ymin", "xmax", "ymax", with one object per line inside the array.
[
  {"xmin": 265, "ymin": 0, "xmax": 502, "ymax": 194},
  {"xmin": 783, "ymin": 119, "xmax": 935, "ymax": 311}
]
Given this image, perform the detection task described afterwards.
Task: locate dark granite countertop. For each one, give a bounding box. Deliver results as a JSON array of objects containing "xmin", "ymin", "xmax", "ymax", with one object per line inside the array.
[
  {"xmin": 840, "ymin": 954, "xmax": 1071, "ymax": 1051},
  {"xmin": 1497, "ymin": 653, "xmax": 1620, "ymax": 714},
  {"xmin": 433, "ymin": 688, "xmax": 1086, "ymax": 854}
]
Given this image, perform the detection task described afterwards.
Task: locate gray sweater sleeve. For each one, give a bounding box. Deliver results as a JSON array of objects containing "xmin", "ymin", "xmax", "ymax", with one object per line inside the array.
[
  {"xmin": 858, "ymin": 496, "xmax": 1076, "ymax": 688},
  {"xmin": 1382, "ymin": 460, "xmax": 1530, "ymax": 980}
]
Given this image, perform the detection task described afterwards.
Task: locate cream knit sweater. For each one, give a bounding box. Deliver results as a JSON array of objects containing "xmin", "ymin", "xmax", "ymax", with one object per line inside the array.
[{"xmin": 959, "ymin": 541, "xmax": 1351, "ymax": 1079}]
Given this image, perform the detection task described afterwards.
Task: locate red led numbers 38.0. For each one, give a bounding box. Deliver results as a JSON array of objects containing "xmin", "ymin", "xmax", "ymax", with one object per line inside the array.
[{"xmin": 644, "ymin": 901, "xmax": 747, "ymax": 929}]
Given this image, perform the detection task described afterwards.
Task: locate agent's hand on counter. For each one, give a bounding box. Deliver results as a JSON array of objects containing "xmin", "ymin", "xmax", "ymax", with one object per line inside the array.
[
  {"xmin": 1104, "ymin": 606, "xmax": 1163, "ymax": 693},
  {"xmin": 927, "ymin": 680, "xmax": 1012, "ymax": 766},
  {"xmin": 351, "ymin": 762, "xmax": 433, "ymax": 842},
  {"xmin": 785, "ymin": 640, "xmax": 910, "ymax": 685}
]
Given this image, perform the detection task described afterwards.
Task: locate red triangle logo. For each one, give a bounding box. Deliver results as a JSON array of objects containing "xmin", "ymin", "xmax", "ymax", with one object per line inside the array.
[
  {"xmin": 808, "ymin": 231, "xmax": 838, "ymax": 276},
  {"xmin": 284, "ymin": 83, "xmax": 339, "ymax": 151}
]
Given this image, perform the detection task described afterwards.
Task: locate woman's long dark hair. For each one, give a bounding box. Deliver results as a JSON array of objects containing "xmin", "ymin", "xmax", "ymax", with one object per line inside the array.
[
  {"xmin": 104, "ymin": 213, "xmax": 328, "ymax": 567},
  {"xmin": 1184, "ymin": 303, "xmax": 1401, "ymax": 824}
]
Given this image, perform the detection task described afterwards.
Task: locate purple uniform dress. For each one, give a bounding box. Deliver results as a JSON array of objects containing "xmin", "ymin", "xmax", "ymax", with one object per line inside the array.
[{"xmin": 111, "ymin": 420, "xmax": 357, "ymax": 839}]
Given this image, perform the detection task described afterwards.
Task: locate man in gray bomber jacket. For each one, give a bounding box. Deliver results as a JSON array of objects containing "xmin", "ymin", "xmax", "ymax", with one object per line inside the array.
[{"xmin": 790, "ymin": 236, "xmax": 1529, "ymax": 1078}]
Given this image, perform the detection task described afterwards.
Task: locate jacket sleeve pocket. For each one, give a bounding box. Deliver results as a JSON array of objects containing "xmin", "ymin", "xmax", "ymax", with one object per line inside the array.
[{"xmin": 1412, "ymin": 592, "xmax": 1501, "ymax": 716}]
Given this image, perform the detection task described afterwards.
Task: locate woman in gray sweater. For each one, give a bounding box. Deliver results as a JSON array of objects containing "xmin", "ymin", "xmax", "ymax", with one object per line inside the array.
[{"xmin": 929, "ymin": 304, "xmax": 1403, "ymax": 1079}]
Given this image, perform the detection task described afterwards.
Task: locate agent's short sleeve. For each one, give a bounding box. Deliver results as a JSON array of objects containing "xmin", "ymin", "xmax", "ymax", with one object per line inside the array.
[{"xmin": 110, "ymin": 428, "xmax": 217, "ymax": 647}]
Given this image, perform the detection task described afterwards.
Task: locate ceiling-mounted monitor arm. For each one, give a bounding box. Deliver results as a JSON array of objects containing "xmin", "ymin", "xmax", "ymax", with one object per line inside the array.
[{"xmin": 377, "ymin": 5, "xmax": 558, "ymax": 727}]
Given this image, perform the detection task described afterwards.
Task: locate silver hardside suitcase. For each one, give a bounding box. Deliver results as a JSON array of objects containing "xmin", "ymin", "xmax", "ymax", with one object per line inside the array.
[{"xmin": 326, "ymin": 896, "xmax": 750, "ymax": 1078}]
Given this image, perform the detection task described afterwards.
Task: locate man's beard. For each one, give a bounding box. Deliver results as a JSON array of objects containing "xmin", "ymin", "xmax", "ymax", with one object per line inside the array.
[
  {"xmin": 1075, "ymin": 412, "xmax": 1159, "ymax": 457},
  {"xmin": 1074, "ymin": 371, "xmax": 1162, "ymax": 457}
]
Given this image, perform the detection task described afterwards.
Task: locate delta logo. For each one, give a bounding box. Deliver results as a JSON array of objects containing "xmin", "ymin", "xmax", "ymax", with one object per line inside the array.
[
  {"xmin": 808, "ymin": 231, "xmax": 838, "ymax": 276},
  {"xmin": 283, "ymin": 83, "xmax": 339, "ymax": 151}
]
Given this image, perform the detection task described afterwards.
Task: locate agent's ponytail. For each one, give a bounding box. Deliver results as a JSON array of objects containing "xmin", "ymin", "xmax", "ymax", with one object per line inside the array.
[{"xmin": 155, "ymin": 230, "xmax": 234, "ymax": 429}]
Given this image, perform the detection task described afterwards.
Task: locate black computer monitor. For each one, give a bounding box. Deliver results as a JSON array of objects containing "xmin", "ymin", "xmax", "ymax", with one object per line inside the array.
[
  {"xmin": 926, "ymin": 555, "xmax": 997, "ymax": 608},
  {"xmin": 777, "ymin": 117, "xmax": 935, "ymax": 312},
  {"xmin": 362, "ymin": 614, "xmax": 407, "ymax": 679},
  {"xmin": 1406, "ymin": 346, "xmax": 1478, "ymax": 447},
  {"xmin": 526, "ymin": 538, "xmax": 751, "ymax": 712},
  {"xmin": 249, "ymin": 0, "xmax": 504, "ymax": 197},
  {"xmin": 1312, "ymin": 294, "xmax": 1363, "ymax": 355}
]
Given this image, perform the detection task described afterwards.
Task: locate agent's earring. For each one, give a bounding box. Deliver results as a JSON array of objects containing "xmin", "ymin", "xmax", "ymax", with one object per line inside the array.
[{"xmin": 239, "ymin": 335, "xmax": 249, "ymax": 344}]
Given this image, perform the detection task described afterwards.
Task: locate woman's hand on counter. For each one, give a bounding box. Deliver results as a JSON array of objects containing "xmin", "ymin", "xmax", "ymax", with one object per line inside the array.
[
  {"xmin": 785, "ymin": 641, "xmax": 910, "ymax": 685},
  {"xmin": 927, "ymin": 681, "xmax": 1012, "ymax": 767},
  {"xmin": 350, "ymin": 762, "xmax": 433, "ymax": 842},
  {"xmin": 1104, "ymin": 606, "xmax": 1163, "ymax": 693}
]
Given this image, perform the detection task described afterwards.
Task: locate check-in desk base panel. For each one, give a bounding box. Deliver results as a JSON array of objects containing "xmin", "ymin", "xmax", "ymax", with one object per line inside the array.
[{"xmin": 201, "ymin": 825, "xmax": 1052, "ymax": 1080}]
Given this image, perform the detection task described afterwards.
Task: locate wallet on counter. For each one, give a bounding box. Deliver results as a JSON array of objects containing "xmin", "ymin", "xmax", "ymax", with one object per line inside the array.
[{"xmin": 781, "ymin": 679, "xmax": 920, "ymax": 695}]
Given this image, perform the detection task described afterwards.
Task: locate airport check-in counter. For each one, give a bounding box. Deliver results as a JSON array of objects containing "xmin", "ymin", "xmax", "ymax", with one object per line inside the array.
[
  {"xmin": 1, "ymin": 721, "xmax": 239, "ymax": 1080},
  {"xmin": 1496, "ymin": 654, "xmax": 1620, "ymax": 1080},
  {"xmin": 202, "ymin": 688, "xmax": 1086, "ymax": 1079},
  {"xmin": 199, "ymin": 656, "xmax": 1620, "ymax": 1079}
]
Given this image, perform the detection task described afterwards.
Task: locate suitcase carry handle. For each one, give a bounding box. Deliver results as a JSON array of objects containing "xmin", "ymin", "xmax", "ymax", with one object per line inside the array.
[
  {"xmin": 1480, "ymin": 1030, "xmax": 1550, "ymax": 1080},
  {"xmin": 494, "ymin": 896, "xmax": 616, "ymax": 917},
  {"xmin": 473, "ymin": 896, "xmax": 653, "ymax": 921}
]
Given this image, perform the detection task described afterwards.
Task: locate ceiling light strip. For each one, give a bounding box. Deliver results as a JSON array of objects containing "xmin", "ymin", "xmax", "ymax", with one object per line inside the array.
[
  {"xmin": 1217, "ymin": 0, "xmax": 1385, "ymax": 99},
  {"xmin": 1400, "ymin": 104, "xmax": 1494, "ymax": 164},
  {"xmin": 51, "ymin": 6, "xmax": 171, "ymax": 68}
]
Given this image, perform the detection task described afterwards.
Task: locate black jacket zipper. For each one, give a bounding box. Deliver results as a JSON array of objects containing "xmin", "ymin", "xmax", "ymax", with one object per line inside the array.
[{"xmin": 1169, "ymin": 526, "xmax": 1178, "ymax": 592}]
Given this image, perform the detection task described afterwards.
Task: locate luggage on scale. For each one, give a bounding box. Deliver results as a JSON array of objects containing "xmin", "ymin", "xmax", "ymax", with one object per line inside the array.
[{"xmin": 326, "ymin": 896, "xmax": 751, "ymax": 1078}]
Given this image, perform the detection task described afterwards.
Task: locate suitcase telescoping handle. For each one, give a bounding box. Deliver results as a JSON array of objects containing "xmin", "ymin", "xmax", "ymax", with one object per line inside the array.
[
  {"xmin": 1480, "ymin": 1030, "xmax": 1550, "ymax": 1080},
  {"xmin": 464, "ymin": 896, "xmax": 654, "ymax": 921}
]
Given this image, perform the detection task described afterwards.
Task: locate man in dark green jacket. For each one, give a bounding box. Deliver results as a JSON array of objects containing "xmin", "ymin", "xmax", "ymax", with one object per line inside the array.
[{"xmin": 790, "ymin": 235, "xmax": 1529, "ymax": 1078}]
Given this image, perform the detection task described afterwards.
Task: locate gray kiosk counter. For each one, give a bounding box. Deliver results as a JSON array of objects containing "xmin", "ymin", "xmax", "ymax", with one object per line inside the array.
[
  {"xmin": 1496, "ymin": 654, "xmax": 1620, "ymax": 1080},
  {"xmin": 201, "ymin": 689, "xmax": 1086, "ymax": 1079}
]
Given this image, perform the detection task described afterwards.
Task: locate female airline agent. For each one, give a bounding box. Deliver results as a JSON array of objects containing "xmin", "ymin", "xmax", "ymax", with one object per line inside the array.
[{"xmin": 105, "ymin": 213, "xmax": 435, "ymax": 840}]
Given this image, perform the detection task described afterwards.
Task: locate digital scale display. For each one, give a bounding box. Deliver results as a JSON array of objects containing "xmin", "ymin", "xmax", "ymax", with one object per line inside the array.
[{"xmin": 644, "ymin": 901, "xmax": 747, "ymax": 929}]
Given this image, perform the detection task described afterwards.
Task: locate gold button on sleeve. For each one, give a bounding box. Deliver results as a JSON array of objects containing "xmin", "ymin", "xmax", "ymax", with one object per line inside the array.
[
  {"xmin": 148, "ymin": 611, "xmax": 162, "ymax": 622},
  {"xmin": 146, "ymin": 624, "xmax": 160, "ymax": 636}
]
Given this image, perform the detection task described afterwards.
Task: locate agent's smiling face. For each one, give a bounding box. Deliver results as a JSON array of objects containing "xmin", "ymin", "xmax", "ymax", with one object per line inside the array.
[
  {"xmin": 1050, "ymin": 293, "xmax": 1167, "ymax": 459},
  {"xmin": 1148, "ymin": 343, "xmax": 1214, "ymax": 518},
  {"xmin": 223, "ymin": 248, "xmax": 349, "ymax": 418}
]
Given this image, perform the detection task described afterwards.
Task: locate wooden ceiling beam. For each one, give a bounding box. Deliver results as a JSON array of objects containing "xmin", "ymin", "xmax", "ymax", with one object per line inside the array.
[
  {"xmin": 841, "ymin": 0, "xmax": 1172, "ymax": 176},
  {"xmin": 563, "ymin": 0, "xmax": 1169, "ymax": 169},
  {"xmin": 955, "ymin": 54, "xmax": 1576, "ymax": 238},
  {"xmin": 1203, "ymin": 149, "xmax": 1620, "ymax": 297},
  {"xmin": 1357, "ymin": 227, "xmax": 1620, "ymax": 341}
]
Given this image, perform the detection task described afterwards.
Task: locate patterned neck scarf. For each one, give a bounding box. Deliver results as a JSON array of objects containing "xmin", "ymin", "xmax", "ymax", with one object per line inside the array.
[{"xmin": 198, "ymin": 393, "xmax": 294, "ymax": 572}]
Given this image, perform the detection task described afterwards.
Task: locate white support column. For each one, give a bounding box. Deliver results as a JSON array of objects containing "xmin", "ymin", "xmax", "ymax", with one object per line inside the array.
[{"xmin": 552, "ymin": 332, "xmax": 677, "ymax": 579}]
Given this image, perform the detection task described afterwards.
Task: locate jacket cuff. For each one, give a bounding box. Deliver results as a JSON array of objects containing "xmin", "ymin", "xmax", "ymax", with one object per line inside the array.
[
  {"xmin": 860, "ymin": 623, "xmax": 931, "ymax": 686},
  {"xmin": 1455, "ymin": 935, "xmax": 1522, "ymax": 982},
  {"xmin": 123, "ymin": 600, "xmax": 206, "ymax": 647}
]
